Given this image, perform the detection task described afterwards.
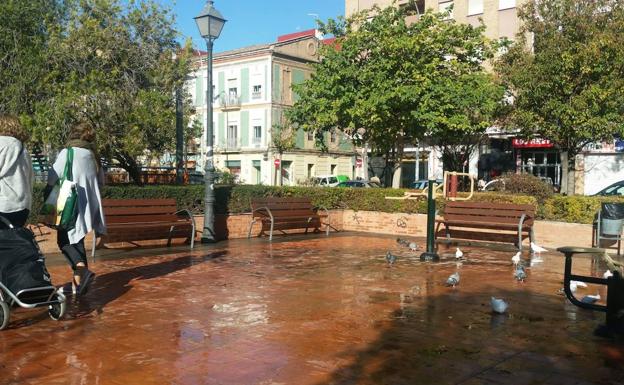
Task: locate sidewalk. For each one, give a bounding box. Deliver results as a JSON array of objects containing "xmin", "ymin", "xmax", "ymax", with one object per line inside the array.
[{"xmin": 1, "ymin": 234, "xmax": 623, "ymax": 384}]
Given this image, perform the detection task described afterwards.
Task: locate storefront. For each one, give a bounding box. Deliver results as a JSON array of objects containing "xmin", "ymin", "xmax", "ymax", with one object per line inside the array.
[{"xmin": 512, "ymin": 138, "xmax": 561, "ymax": 187}]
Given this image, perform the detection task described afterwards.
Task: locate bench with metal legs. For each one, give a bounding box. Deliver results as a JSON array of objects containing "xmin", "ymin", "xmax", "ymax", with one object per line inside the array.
[{"xmin": 558, "ymin": 247, "xmax": 624, "ymax": 337}]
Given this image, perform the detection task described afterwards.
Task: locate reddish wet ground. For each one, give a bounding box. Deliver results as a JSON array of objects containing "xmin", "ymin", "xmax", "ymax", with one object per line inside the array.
[{"xmin": 1, "ymin": 234, "xmax": 623, "ymax": 385}]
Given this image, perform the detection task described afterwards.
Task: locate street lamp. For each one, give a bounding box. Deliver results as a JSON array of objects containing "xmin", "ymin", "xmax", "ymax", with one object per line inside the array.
[{"xmin": 195, "ymin": 0, "xmax": 226, "ymax": 243}]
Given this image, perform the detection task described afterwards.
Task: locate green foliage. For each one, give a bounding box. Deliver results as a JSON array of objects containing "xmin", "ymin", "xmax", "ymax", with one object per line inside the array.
[
  {"xmin": 5, "ymin": 0, "xmax": 195, "ymax": 183},
  {"xmin": 496, "ymin": 0, "xmax": 624, "ymax": 192},
  {"xmin": 491, "ymin": 172, "xmax": 554, "ymax": 203},
  {"xmin": 542, "ymin": 195, "xmax": 624, "ymax": 224},
  {"xmin": 0, "ymin": 0, "xmax": 64, "ymax": 115},
  {"xmin": 288, "ymin": 3, "xmax": 505, "ymax": 169}
]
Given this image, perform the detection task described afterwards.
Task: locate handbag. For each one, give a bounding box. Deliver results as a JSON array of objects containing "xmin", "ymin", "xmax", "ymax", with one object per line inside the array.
[{"xmin": 40, "ymin": 147, "xmax": 78, "ymax": 230}]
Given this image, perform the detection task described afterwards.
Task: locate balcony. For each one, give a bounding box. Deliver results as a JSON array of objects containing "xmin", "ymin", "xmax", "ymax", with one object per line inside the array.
[{"xmin": 218, "ymin": 94, "xmax": 241, "ymax": 110}]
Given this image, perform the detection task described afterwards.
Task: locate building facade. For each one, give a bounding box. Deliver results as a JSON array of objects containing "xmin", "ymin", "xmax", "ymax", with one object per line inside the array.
[
  {"xmin": 346, "ymin": 0, "xmax": 526, "ymax": 40},
  {"xmin": 188, "ymin": 31, "xmax": 356, "ymax": 186}
]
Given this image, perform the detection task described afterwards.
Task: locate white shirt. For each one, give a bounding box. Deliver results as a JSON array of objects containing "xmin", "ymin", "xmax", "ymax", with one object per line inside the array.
[{"xmin": 0, "ymin": 136, "xmax": 33, "ymax": 213}]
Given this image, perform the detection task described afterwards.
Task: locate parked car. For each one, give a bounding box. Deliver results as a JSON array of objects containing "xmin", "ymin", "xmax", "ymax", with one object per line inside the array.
[
  {"xmin": 411, "ymin": 179, "xmax": 443, "ymax": 190},
  {"xmin": 313, "ymin": 175, "xmax": 349, "ymax": 187},
  {"xmin": 593, "ymin": 180, "xmax": 624, "ymax": 196},
  {"xmin": 336, "ymin": 180, "xmax": 380, "ymax": 188}
]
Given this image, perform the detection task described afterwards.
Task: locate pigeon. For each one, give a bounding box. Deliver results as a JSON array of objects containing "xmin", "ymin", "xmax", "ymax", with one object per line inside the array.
[
  {"xmin": 455, "ymin": 247, "xmax": 464, "ymax": 259},
  {"xmin": 408, "ymin": 242, "xmax": 420, "ymax": 251},
  {"xmin": 514, "ymin": 266, "xmax": 527, "ymax": 282},
  {"xmin": 446, "ymin": 272, "xmax": 460, "ymax": 287},
  {"xmin": 386, "ymin": 251, "xmax": 397, "ymax": 265},
  {"xmin": 491, "ymin": 297, "xmax": 509, "ymax": 314},
  {"xmin": 581, "ymin": 293, "xmax": 601, "ymax": 304},
  {"xmin": 604, "ymin": 270, "xmax": 614, "ymax": 279},
  {"xmin": 568, "ymin": 280, "xmax": 588, "ymax": 292},
  {"xmin": 396, "ymin": 237, "xmax": 410, "ymax": 246},
  {"xmin": 511, "ymin": 252, "xmax": 521, "ymax": 266},
  {"xmin": 530, "ymin": 242, "xmax": 547, "ymax": 256}
]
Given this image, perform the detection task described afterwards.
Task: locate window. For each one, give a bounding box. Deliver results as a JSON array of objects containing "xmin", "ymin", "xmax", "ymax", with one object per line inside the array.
[
  {"xmin": 225, "ymin": 160, "xmax": 241, "ymax": 178},
  {"xmin": 307, "ymin": 131, "xmax": 314, "ymax": 141},
  {"xmin": 330, "ymin": 130, "xmax": 337, "ymax": 143},
  {"xmin": 331, "ymin": 164, "xmax": 337, "ymax": 175},
  {"xmin": 253, "ymin": 125, "xmax": 262, "ymax": 146},
  {"xmin": 252, "ymin": 85, "xmax": 262, "ymax": 99},
  {"xmin": 468, "ymin": 0, "xmax": 483, "ymax": 15},
  {"xmin": 227, "ymin": 125, "xmax": 238, "ymax": 149},
  {"xmin": 439, "ymin": 1, "xmax": 453, "ymax": 19},
  {"xmin": 307, "ymin": 164, "xmax": 314, "ymax": 177},
  {"xmin": 499, "ymin": 0, "xmax": 516, "ymax": 10}
]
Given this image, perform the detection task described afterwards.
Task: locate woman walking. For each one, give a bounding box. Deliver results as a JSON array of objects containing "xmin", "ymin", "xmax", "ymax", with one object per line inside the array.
[
  {"xmin": 0, "ymin": 115, "xmax": 33, "ymax": 229},
  {"xmin": 47, "ymin": 122, "xmax": 105, "ymax": 295}
]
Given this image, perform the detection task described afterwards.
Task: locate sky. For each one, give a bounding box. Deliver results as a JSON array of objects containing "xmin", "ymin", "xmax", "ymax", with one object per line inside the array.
[{"xmin": 163, "ymin": 0, "xmax": 345, "ymax": 53}]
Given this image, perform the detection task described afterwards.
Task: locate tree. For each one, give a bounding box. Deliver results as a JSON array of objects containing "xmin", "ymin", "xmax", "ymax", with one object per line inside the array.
[
  {"xmin": 0, "ymin": 0, "xmax": 65, "ymax": 115},
  {"xmin": 28, "ymin": 0, "xmax": 196, "ymax": 183},
  {"xmin": 288, "ymin": 2, "xmax": 504, "ymax": 186},
  {"xmin": 270, "ymin": 115, "xmax": 297, "ymax": 186},
  {"xmin": 496, "ymin": 0, "xmax": 624, "ymax": 195}
]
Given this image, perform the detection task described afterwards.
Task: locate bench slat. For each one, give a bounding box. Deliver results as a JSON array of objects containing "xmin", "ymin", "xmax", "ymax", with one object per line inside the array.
[
  {"xmin": 442, "ymin": 215, "xmax": 533, "ymax": 225},
  {"xmin": 106, "ymin": 214, "xmax": 183, "ymax": 224},
  {"xmin": 102, "ymin": 199, "xmax": 177, "ymax": 208},
  {"xmin": 444, "ymin": 207, "xmax": 533, "ymax": 218},
  {"xmin": 104, "ymin": 206, "xmax": 177, "ymax": 216},
  {"xmin": 446, "ymin": 201, "xmax": 535, "ymax": 212}
]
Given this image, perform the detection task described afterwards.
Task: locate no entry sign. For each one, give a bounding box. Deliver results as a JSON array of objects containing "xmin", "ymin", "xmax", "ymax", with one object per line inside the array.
[
  {"xmin": 274, "ymin": 158, "xmax": 280, "ymax": 167},
  {"xmin": 355, "ymin": 158, "xmax": 363, "ymax": 168}
]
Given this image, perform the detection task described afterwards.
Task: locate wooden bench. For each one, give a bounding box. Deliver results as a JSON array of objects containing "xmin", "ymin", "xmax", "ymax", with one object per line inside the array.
[
  {"xmin": 92, "ymin": 199, "xmax": 195, "ymax": 259},
  {"xmin": 435, "ymin": 201, "xmax": 535, "ymax": 250},
  {"xmin": 247, "ymin": 197, "xmax": 330, "ymax": 240}
]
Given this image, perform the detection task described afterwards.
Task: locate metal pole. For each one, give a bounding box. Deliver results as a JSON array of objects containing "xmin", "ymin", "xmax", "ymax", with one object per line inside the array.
[
  {"xmin": 202, "ymin": 39, "xmax": 216, "ymax": 243},
  {"xmin": 420, "ymin": 179, "xmax": 439, "ymax": 261},
  {"xmin": 175, "ymin": 88, "xmax": 184, "ymax": 185}
]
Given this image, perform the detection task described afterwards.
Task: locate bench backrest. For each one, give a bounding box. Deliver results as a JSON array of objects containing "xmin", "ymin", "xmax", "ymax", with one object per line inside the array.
[
  {"xmin": 251, "ymin": 197, "xmax": 316, "ymax": 218},
  {"xmin": 444, "ymin": 201, "xmax": 535, "ymax": 225},
  {"xmin": 102, "ymin": 198, "xmax": 180, "ymax": 224}
]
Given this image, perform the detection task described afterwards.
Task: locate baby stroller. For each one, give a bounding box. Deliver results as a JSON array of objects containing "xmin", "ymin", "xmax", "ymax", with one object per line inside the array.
[{"xmin": 0, "ymin": 216, "xmax": 66, "ymax": 330}]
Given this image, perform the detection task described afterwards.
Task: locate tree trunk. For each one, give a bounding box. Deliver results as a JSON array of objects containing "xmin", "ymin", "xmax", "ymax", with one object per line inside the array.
[
  {"xmin": 114, "ymin": 150, "xmax": 143, "ymax": 186},
  {"xmin": 278, "ymin": 152, "xmax": 283, "ymax": 186},
  {"xmin": 561, "ymin": 151, "xmax": 577, "ymax": 195}
]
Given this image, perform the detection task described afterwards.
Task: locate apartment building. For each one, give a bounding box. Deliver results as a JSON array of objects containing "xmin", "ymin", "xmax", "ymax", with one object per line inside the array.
[
  {"xmin": 346, "ymin": 0, "xmax": 526, "ymax": 40},
  {"xmin": 188, "ymin": 30, "xmax": 356, "ymax": 186}
]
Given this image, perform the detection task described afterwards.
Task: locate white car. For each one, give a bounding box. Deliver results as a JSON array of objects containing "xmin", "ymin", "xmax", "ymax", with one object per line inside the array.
[{"xmin": 313, "ymin": 175, "xmax": 341, "ymax": 187}]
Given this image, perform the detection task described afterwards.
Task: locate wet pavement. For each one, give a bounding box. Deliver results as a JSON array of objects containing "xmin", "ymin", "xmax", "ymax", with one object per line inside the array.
[{"xmin": 1, "ymin": 234, "xmax": 623, "ymax": 385}]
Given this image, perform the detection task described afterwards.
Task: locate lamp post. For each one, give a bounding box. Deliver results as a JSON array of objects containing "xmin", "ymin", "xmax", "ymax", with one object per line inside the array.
[{"xmin": 195, "ymin": 0, "xmax": 226, "ymax": 243}]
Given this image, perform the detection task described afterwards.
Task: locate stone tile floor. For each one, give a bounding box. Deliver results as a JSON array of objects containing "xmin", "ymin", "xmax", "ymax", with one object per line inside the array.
[{"xmin": 0, "ymin": 234, "xmax": 623, "ymax": 385}]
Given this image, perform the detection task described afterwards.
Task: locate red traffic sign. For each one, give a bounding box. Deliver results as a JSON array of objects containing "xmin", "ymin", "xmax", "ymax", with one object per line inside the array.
[
  {"xmin": 274, "ymin": 158, "xmax": 280, "ymax": 167},
  {"xmin": 355, "ymin": 158, "xmax": 363, "ymax": 167}
]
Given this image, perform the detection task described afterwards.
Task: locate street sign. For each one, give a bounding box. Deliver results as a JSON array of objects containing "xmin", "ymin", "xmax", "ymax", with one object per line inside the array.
[
  {"xmin": 355, "ymin": 158, "xmax": 363, "ymax": 168},
  {"xmin": 274, "ymin": 158, "xmax": 280, "ymax": 167}
]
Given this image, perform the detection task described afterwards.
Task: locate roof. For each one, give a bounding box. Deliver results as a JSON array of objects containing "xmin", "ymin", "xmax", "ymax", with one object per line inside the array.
[{"xmin": 277, "ymin": 29, "xmax": 317, "ymax": 42}]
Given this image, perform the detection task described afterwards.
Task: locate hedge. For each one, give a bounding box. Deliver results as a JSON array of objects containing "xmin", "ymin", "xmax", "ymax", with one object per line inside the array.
[{"xmin": 29, "ymin": 184, "xmax": 624, "ymax": 225}]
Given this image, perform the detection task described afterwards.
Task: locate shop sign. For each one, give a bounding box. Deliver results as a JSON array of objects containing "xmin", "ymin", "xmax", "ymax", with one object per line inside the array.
[{"xmin": 512, "ymin": 138, "xmax": 554, "ymax": 148}]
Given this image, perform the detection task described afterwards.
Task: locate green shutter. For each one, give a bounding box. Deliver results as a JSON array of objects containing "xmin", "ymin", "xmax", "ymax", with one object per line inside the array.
[
  {"xmin": 218, "ymin": 112, "xmax": 225, "ymax": 147},
  {"xmin": 296, "ymin": 128, "xmax": 304, "ymax": 148},
  {"xmin": 292, "ymin": 69, "xmax": 305, "ymax": 102},
  {"xmin": 240, "ymin": 68, "xmax": 249, "ymax": 103},
  {"xmin": 241, "ymin": 111, "xmax": 249, "ymax": 147},
  {"xmin": 265, "ymin": 65, "xmax": 269, "ymax": 101},
  {"xmin": 218, "ymin": 71, "xmax": 225, "ymax": 97},
  {"xmin": 195, "ymin": 76, "xmax": 204, "ymax": 106},
  {"xmin": 272, "ymin": 64, "xmax": 281, "ymax": 101}
]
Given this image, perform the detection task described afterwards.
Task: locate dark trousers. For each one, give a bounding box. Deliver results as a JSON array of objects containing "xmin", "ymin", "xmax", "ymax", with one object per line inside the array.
[
  {"xmin": 57, "ymin": 229, "xmax": 87, "ymax": 271},
  {"xmin": 0, "ymin": 209, "xmax": 30, "ymax": 228}
]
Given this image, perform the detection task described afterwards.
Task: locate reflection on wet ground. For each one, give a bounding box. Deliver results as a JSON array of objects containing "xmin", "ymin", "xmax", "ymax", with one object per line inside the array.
[{"xmin": 1, "ymin": 234, "xmax": 623, "ymax": 384}]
